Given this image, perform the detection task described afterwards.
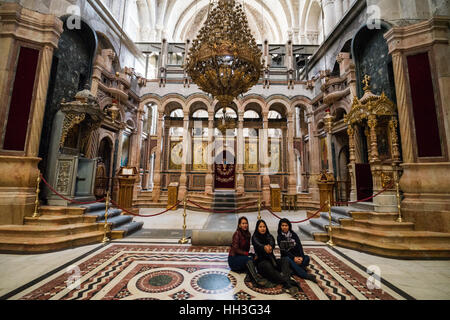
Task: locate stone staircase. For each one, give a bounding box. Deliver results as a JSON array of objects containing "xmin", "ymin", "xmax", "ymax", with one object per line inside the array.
[
  {"xmin": 134, "ymin": 190, "xmax": 168, "ymax": 208},
  {"xmin": 0, "ymin": 203, "xmax": 143, "ymax": 253},
  {"xmin": 78, "ymin": 202, "xmax": 143, "ymax": 239},
  {"xmin": 299, "ymin": 206, "xmax": 450, "ymax": 259},
  {"xmin": 135, "ymin": 190, "xmax": 318, "ymax": 213}
]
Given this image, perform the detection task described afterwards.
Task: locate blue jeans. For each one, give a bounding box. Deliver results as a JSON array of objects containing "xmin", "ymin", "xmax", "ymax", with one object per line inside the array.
[
  {"xmin": 287, "ymin": 255, "xmax": 310, "ymax": 279},
  {"xmin": 228, "ymin": 255, "xmax": 252, "ymax": 272}
]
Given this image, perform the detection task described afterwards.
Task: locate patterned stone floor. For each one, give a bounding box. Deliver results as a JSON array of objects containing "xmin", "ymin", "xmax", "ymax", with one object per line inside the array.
[{"xmin": 5, "ymin": 243, "xmax": 411, "ymax": 300}]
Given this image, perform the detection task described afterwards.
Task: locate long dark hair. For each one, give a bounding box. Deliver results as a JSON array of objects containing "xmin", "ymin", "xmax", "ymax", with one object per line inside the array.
[
  {"xmin": 253, "ymin": 219, "xmax": 271, "ymax": 240},
  {"xmin": 277, "ymin": 218, "xmax": 292, "ymax": 235},
  {"xmin": 237, "ymin": 216, "xmax": 250, "ymax": 238}
]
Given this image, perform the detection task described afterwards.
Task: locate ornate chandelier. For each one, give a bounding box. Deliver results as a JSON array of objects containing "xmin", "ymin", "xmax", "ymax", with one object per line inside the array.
[{"xmin": 185, "ymin": 0, "xmax": 263, "ymax": 107}]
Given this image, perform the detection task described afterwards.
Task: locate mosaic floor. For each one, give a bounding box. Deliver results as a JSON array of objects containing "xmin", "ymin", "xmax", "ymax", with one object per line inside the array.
[{"xmin": 6, "ymin": 243, "xmax": 411, "ymax": 300}]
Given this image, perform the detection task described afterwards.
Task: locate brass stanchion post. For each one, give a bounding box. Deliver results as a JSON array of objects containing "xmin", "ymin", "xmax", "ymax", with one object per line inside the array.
[
  {"xmin": 179, "ymin": 196, "xmax": 188, "ymax": 244},
  {"xmin": 102, "ymin": 191, "xmax": 110, "ymax": 243},
  {"xmin": 326, "ymin": 194, "xmax": 335, "ymax": 247},
  {"xmin": 32, "ymin": 174, "xmax": 41, "ymax": 218},
  {"xmin": 257, "ymin": 195, "xmax": 261, "ymax": 220},
  {"xmin": 395, "ymin": 169, "xmax": 403, "ymax": 223}
]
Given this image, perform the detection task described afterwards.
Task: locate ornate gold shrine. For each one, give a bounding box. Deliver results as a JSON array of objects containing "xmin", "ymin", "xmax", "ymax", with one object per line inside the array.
[
  {"xmin": 344, "ymin": 75, "xmax": 401, "ymax": 165},
  {"xmin": 59, "ymin": 88, "xmax": 104, "ymax": 154}
]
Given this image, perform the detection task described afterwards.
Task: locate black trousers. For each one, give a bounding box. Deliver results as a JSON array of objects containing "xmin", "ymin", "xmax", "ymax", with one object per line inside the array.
[{"xmin": 256, "ymin": 257, "xmax": 291, "ymax": 287}]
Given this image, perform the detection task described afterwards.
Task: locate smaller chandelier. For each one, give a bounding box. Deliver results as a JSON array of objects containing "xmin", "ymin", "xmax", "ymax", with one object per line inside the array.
[{"xmin": 185, "ymin": 0, "xmax": 263, "ymax": 107}]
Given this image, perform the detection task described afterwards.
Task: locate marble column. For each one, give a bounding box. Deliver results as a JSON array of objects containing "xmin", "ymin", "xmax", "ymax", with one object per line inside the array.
[
  {"xmin": 261, "ymin": 112, "xmax": 271, "ymax": 205},
  {"xmin": 178, "ymin": 113, "xmax": 190, "ymax": 200},
  {"xmin": 323, "ymin": 0, "xmax": 336, "ymax": 36},
  {"xmin": 205, "ymin": 112, "xmax": 214, "ymax": 195},
  {"xmin": 236, "ymin": 111, "xmax": 245, "ymax": 195},
  {"xmin": 384, "ymin": 17, "xmax": 450, "ymax": 232},
  {"xmin": 334, "ymin": 0, "xmax": 343, "ymax": 22},
  {"xmin": 0, "ymin": 3, "xmax": 62, "ymax": 224},
  {"xmin": 152, "ymin": 111, "xmax": 164, "ymax": 202},
  {"xmin": 287, "ymin": 112, "xmax": 297, "ymax": 194},
  {"xmin": 307, "ymin": 113, "xmax": 320, "ymax": 201}
]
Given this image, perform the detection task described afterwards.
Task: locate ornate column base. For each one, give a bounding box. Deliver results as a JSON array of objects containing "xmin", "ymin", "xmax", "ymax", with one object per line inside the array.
[
  {"xmin": 262, "ymin": 175, "xmax": 271, "ymax": 206},
  {"xmin": 205, "ymin": 173, "xmax": 213, "ymax": 195},
  {"xmin": 400, "ymin": 163, "xmax": 450, "ymax": 233}
]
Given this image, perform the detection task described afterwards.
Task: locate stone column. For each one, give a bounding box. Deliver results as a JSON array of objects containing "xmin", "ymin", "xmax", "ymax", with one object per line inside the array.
[
  {"xmin": 384, "ymin": 17, "xmax": 450, "ymax": 232},
  {"xmin": 236, "ymin": 111, "xmax": 245, "ymax": 195},
  {"xmin": 334, "ymin": 0, "xmax": 343, "ymax": 22},
  {"xmin": 152, "ymin": 111, "xmax": 164, "ymax": 202},
  {"xmin": 307, "ymin": 113, "xmax": 320, "ymax": 201},
  {"xmin": 205, "ymin": 112, "xmax": 214, "ymax": 194},
  {"xmin": 0, "ymin": 3, "xmax": 62, "ymax": 224},
  {"xmin": 323, "ymin": 0, "xmax": 336, "ymax": 36},
  {"xmin": 261, "ymin": 111, "xmax": 271, "ymax": 205},
  {"xmin": 287, "ymin": 112, "xmax": 297, "ymax": 194},
  {"xmin": 178, "ymin": 113, "xmax": 190, "ymax": 200},
  {"xmin": 130, "ymin": 109, "xmax": 145, "ymax": 198}
]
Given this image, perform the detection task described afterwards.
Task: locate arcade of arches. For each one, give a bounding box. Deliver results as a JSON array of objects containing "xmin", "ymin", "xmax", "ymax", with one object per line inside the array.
[{"xmin": 0, "ymin": 0, "xmax": 449, "ymax": 301}]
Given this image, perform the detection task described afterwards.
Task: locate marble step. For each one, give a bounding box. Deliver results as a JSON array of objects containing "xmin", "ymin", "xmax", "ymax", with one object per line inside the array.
[
  {"xmin": 111, "ymin": 221, "xmax": 144, "ymax": 237},
  {"xmin": 98, "ymin": 215, "xmax": 133, "ymax": 228},
  {"xmin": 79, "ymin": 202, "xmax": 107, "ymax": 212},
  {"xmin": 320, "ymin": 211, "xmax": 353, "ymax": 224},
  {"xmin": 341, "ymin": 219, "xmax": 415, "ymax": 231},
  {"xmin": 309, "ymin": 216, "xmax": 340, "ymax": 231},
  {"xmin": 85, "ymin": 208, "xmax": 122, "ymax": 221},
  {"xmin": 0, "ymin": 223, "xmax": 102, "ymax": 238},
  {"xmin": 0, "ymin": 231, "xmax": 105, "ymax": 253},
  {"xmin": 350, "ymin": 211, "xmax": 399, "ymax": 221},
  {"xmin": 298, "ymin": 223, "xmax": 328, "ymax": 239},
  {"xmin": 332, "ymin": 226, "xmax": 450, "ymax": 246},
  {"xmin": 329, "ymin": 233, "xmax": 450, "ymax": 259},
  {"xmin": 24, "ymin": 214, "xmax": 97, "ymax": 226},
  {"xmin": 39, "ymin": 206, "xmax": 86, "ymax": 216}
]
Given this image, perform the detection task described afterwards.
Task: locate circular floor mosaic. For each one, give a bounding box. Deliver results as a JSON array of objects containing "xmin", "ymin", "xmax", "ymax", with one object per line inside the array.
[
  {"xmin": 244, "ymin": 280, "xmax": 284, "ymax": 295},
  {"xmin": 136, "ymin": 270, "xmax": 184, "ymax": 293},
  {"xmin": 191, "ymin": 270, "xmax": 237, "ymax": 294}
]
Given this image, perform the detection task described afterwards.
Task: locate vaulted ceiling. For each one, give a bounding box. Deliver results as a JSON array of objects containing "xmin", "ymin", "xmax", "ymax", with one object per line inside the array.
[{"xmin": 127, "ymin": 0, "xmax": 326, "ymax": 44}]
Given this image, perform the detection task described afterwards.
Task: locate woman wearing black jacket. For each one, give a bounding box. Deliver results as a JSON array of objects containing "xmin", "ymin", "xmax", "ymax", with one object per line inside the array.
[
  {"xmin": 277, "ymin": 218, "xmax": 316, "ymax": 282},
  {"xmin": 228, "ymin": 217, "xmax": 267, "ymax": 287},
  {"xmin": 252, "ymin": 219, "xmax": 300, "ymax": 296}
]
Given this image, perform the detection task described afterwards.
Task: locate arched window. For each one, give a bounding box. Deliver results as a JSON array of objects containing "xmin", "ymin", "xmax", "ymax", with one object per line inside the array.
[
  {"xmin": 244, "ymin": 110, "xmax": 260, "ymax": 119},
  {"xmin": 192, "ymin": 109, "xmax": 208, "ymax": 118},
  {"xmin": 268, "ymin": 110, "xmax": 283, "ymax": 119},
  {"xmin": 169, "ymin": 108, "xmax": 183, "ymax": 118},
  {"xmin": 215, "ymin": 107, "xmax": 237, "ymax": 119}
]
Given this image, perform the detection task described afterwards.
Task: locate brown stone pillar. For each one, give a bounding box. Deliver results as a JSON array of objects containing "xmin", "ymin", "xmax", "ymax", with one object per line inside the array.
[
  {"xmin": 152, "ymin": 111, "xmax": 164, "ymax": 202},
  {"xmin": 0, "ymin": 3, "xmax": 62, "ymax": 224},
  {"xmin": 205, "ymin": 112, "xmax": 214, "ymax": 195},
  {"xmin": 385, "ymin": 17, "xmax": 450, "ymax": 232}
]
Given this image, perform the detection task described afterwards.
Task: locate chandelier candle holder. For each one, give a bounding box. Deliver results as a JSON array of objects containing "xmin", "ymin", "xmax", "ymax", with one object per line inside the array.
[{"xmin": 185, "ymin": 0, "xmax": 263, "ymax": 108}]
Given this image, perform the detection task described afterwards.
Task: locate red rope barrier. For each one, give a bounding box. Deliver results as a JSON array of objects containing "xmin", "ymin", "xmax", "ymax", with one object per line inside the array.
[
  {"xmin": 110, "ymin": 199, "xmax": 182, "ymax": 217},
  {"xmin": 262, "ymin": 201, "xmax": 328, "ymax": 224},
  {"xmin": 187, "ymin": 199, "xmax": 258, "ymax": 214},
  {"xmin": 335, "ymin": 181, "xmax": 394, "ymax": 206},
  {"xmin": 40, "ymin": 174, "xmax": 105, "ymax": 205},
  {"xmin": 260, "ymin": 181, "xmax": 395, "ymax": 224}
]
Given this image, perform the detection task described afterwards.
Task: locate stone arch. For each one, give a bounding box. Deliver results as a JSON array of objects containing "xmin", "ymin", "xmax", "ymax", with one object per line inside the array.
[
  {"xmin": 267, "ymin": 98, "xmax": 291, "ymax": 118},
  {"xmin": 162, "ymin": 97, "xmax": 186, "ymax": 116}
]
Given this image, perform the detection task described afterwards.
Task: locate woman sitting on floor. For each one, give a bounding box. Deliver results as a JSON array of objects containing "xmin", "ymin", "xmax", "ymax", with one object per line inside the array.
[
  {"xmin": 251, "ymin": 219, "xmax": 301, "ymax": 296},
  {"xmin": 228, "ymin": 216, "xmax": 267, "ymax": 287},
  {"xmin": 277, "ymin": 218, "xmax": 316, "ymax": 283}
]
